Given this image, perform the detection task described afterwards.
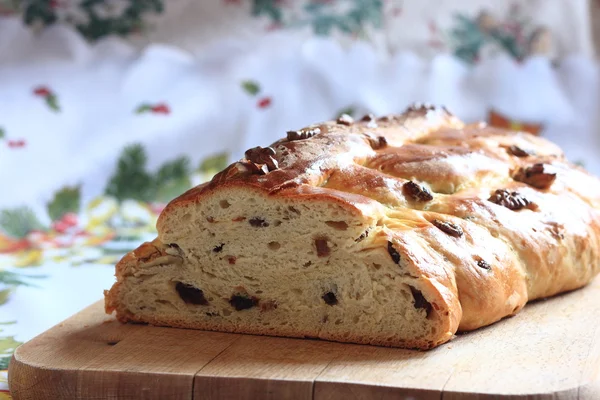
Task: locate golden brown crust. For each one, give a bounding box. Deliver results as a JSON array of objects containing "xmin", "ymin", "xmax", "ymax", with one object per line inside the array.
[{"xmin": 108, "ymin": 104, "xmax": 600, "ymax": 348}]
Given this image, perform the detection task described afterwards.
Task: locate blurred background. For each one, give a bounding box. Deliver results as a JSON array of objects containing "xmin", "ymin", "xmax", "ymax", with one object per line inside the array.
[{"xmin": 1, "ymin": 0, "xmax": 600, "ymax": 394}]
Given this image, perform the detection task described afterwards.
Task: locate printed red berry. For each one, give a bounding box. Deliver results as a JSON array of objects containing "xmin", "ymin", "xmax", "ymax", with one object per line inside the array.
[
  {"xmin": 33, "ymin": 86, "xmax": 51, "ymax": 97},
  {"xmin": 52, "ymin": 220, "xmax": 69, "ymax": 234},
  {"xmin": 151, "ymin": 104, "xmax": 171, "ymax": 114},
  {"xmin": 61, "ymin": 213, "xmax": 79, "ymax": 227},
  {"xmin": 7, "ymin": 139, "xmax": 25, "ymax": 148},
  {"xmin": 257, "ymin": 97, "xmax": 272, "ymax": 109}
]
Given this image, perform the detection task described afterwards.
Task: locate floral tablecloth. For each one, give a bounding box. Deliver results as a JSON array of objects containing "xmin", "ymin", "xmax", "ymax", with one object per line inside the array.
[{"xmin": 2, "ymin": 1, "xmax": 600, "ymax": 397}]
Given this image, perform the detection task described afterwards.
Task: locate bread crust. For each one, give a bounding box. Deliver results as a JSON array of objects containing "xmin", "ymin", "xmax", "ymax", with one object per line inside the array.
[{"xmin": 105, "ymin": 105, "xmax": 600, "ymax": 349}]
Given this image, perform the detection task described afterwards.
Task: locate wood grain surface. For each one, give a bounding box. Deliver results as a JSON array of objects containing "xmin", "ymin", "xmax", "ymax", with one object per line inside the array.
[{"xmin": 9, "ymin": 277, "xmax": 600, "ymax": 400}]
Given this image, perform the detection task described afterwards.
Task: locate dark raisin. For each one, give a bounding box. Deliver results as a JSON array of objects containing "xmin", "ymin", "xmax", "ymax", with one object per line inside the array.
[
  {"xmin": 409, "ymin": 286, "xmax": 432, "ymax": 317},
  {"xmin": 514, "ymin": 163, "xmax": 556, "ymax": 189},
  {"xmin": 336, "ymin": 114, "xmax": 354, "ymax": 125},
  {"xmin": 476, "ymin": 259, "xmax": 491, "ymax": 270},
  {"xmin": 488, "ymin": 189, "xmax": 534, "ymax": 211},
  {"xmin": 176, "ymin": 282, "xmax": 208, "ymax": 305},
  {"xmin": 322, "ymin": 291, "xmax": 338, "ymax": 306},
  {"xmin": 387, "ymin": 241, "xmax": 401, "ymax": 264},
  {"xmin": 213, "ymin": 243, "xmax": 225, "ymax": 253},
  {"xmin": 355, "ymin": 230, "xmax": 369, "ymax": 242},
  {"xmin": 315, "ymin": 238, "xmax": 330, "ymax": 257},
  {"xmin": 249, "ymin": 217, "xmax": 269, "ymax": 227},
  {"xmin": 227, "ymin": 256, "xmax": 236, "ymax": 265},
  {"xmin": 432, "ymin": 219, "xmax": 463, "ymax": 238},
  {"xmin": 507, "ymin": 145, "xmax": 534, "ymax": 157},
  {"xmin": 229, "ymin": 294, "xmax": 258, "ymax": 311},
  {"xmin": 403, "ymin": 181, "xmax": 433, "ymax": 202}
]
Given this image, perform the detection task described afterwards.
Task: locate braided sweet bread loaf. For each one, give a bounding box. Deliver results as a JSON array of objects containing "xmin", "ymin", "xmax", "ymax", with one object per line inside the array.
[{"xmin": 104, "ymin": 105, "xmax": 600, "ymax": 349}]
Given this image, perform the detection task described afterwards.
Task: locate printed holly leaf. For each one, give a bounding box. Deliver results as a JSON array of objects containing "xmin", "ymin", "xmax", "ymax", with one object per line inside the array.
[
  {"xmin": 252, "ymin": 0, "xmax": 282, "ymax": 23},
  {"xmin": 0, "ymin": 127, "xmax": 4, "ymax": 139},
  {"xmin": 155, "ymin": 177, "xmax": 192, "ymax": 204},
  {"xmin": 135, "ymin": 104, "xmax": 153, "ymax": 114},
  {"xmin": 0, "ymin": 270, "xmax": 44, "ymax": 287},
  {"xmin": 0, "ymin": 207, "xmax": 45, "ymax": 239},
  {"xmin": 47, "ymin": 185, "xmax": 81, "ymax": 222},
  {"xmin": 45, "ymin": 93, "xmax": 60, "ymax": 112},
  {"xmin": 0, "ymin": 289, "xmax": 11, "ymax": 306},
  {"xmin": 156, "ymin": 156, "xmax": 191, "ymax": 185},
  {"xmin": 335, "ymin": 106, "xmax": 356, "ymax": 119},
  {"xmin": 105, "ymin": 144, "xmax": 155, "ymax": 202},
  {"xmin": 198, "ymin": 152, "xmax": 229, "ymax": 173},
  {"xmin": 155, "ymin": 156, "xmax": 192, "ymax": 202},
  {"xmin": 241, "ymin": 80, "xmax": 261, "ymax": 96},
  {"xmin": 23, "ymin": 1, "xmax": 57, "ymax": 26},
  {"xmin": 0, "ymin": 323, "xmax": 21, "ymax": 370}
]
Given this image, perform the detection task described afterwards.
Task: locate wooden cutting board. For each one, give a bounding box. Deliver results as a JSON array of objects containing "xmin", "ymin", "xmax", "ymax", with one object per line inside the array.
[{"xmin": 8, "ymin": 276, "xmax": 600, "ymax": 400}]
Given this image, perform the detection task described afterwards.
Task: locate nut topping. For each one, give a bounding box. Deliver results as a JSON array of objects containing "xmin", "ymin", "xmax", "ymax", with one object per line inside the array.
[
  {"xmin": 287, "ymin": 127, "xmax": 321, "ymax": 141},
  {"xmin": 336, "ymin": 114, "xmax": 354, "ymax": 125},
  {"xmin": 488, "ymin": 189, "xmax": 534, "ymax": 211},
  {"xmin": 407, "ymin": 103, "xmax": 435, "ymax": 112},
  {"xmin": 365, "ymin": 133, "xmax": 387, "ymax": 150},
  {"xmin": 245, "ymin": 146, "xmax": 279, "ymax": 172},
  {"xmin": 514, "ymin": 163, "xmax": 556, "ymax": 189},
  {"xmin": 403, "ymin": 181, "xmax": 433, "ymax": 202},
  {"xmin": 360, "ymin": 113, "xmax": 378, "ymax": 128},
  {"xmin": 507, "ymin": 145, "xmax": 534, "ymax": 158},
  {"xmin": 432, "ymin": 219, "xmax": 463, "ymax": 237}
]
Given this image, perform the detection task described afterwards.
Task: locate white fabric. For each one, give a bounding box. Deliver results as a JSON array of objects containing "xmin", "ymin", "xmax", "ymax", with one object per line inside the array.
[{"xmin": 1, "ymin": 18, "xmax": 599, "ymax": 215}]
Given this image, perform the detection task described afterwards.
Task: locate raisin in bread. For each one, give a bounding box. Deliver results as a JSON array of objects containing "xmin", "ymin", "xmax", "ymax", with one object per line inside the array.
[{"xmin": 104, "ymin": 105, "xmax": 600, "ymax": 350}]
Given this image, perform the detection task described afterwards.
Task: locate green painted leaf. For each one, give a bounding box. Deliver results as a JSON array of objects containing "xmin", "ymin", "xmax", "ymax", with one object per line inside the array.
[
  {"xmin": 0, "ymin": 127, "xmax": 5, "ymax": 139},
  {"xmin": 0, "ymin": 289, "xmax": 12, "ymax": 306},
  {"xmin": 0, "ymin": 270, "xmax": 45, "ymax": 287},
  {"xmin": 105, "ymin": 144, "xmax": 155, "ymax": 202},
  {"xmin": 47, "ymin": 185, "xmax": 81, "ymax": 222},
  {"xmin": 135, "ymin": 104, "xmax": 153, "ymax": 114},
  {"xmin": 241, "ymin": 80, "xmax": 261, "ymax": 96},
  {"xmin": 155, "ymin": 177, "xmax": 192, "ymax": 204},
  {"xmin": 198, "ymin": 152, "xmax": 229, "ymax": 173},
  {"xmin": 335, "ymin": 106, "xmax": 356, "ymax": 119},
  {"xmin": 155, "ymin": 156, "xmax": 192, "ymax": 202},
  {"xmin": 0, "ymin": 326, "xmax": 21, "ymax": 369},
  {"xmin": 0, "ymin": 207, "xmax": 45, "ymax": 239},
  {"xmin": 46, "ymin": 93, "xmax": 60, "ymax": 112},
  {"xmin": 156, "ymin": 156, "xmax": 191, "ymax": 186},
  {"xmin": 251, "ymin": 0, "xmax": 283, "ymax": 23}
]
